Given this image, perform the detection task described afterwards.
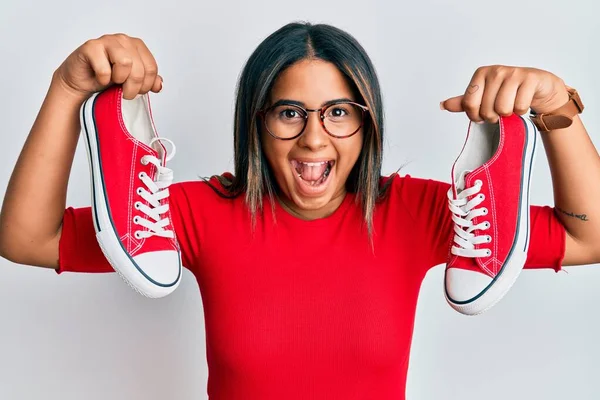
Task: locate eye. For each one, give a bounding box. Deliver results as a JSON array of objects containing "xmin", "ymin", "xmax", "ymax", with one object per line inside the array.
[
  {"xmin": 327, "ymin": 106, "xmax": 349, "ymax": 119},
  {"xmin": 281, "ymin": 109, "xmax": 299, "ymax": 119},
  {"xmin": 272, "ymin": 105, "xmax": 305, "ymax": 121}
]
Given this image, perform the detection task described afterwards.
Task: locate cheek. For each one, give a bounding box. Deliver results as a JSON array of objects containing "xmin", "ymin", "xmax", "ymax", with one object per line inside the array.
[
  {"xmin": 261, "ymin": 136, "xmax": 293, "ymax": 178},
  {"xmin": 338, "ymin": 133, "xmax": 364, "ymax": 169}
]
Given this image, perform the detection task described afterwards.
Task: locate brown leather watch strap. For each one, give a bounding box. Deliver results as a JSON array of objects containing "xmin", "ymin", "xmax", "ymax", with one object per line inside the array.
[{"xmin": 530, "ymin": 87, "xmax": 584, "ymax": 132}]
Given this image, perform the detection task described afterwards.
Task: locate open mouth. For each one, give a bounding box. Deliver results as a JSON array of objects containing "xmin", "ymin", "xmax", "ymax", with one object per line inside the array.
[{"xmin": 290, "ymin": 159, "xmax": 335, "ymax": 187}]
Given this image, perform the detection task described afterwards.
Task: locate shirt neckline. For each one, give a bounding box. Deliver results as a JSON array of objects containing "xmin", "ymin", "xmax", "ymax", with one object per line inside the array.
[{"xmin": 271, "ymin": 191, "xmax": 355, "ymax": 227}]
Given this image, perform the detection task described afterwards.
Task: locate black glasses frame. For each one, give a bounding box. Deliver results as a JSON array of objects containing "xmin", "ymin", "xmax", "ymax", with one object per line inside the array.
[{"xmin": 258, "ymin": 101, "xmax": 369, "ymax": 140}]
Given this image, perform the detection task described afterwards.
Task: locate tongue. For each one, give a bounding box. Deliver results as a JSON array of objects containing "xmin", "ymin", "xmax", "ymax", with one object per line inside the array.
[
  {"xmin": 298, "ymin": 163, "xmax": 327, "ymax": 181},
  {"xmin": 454, "ymin": 170, "xmax": 472, "ymax": 194}
]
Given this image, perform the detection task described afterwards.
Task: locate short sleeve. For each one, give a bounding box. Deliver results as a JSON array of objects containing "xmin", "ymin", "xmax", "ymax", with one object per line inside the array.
[
  {"xmin": 56, "ymin": 206, "xmax": 113, "ymax": 274},
  {"xmin": 394, "ymin": 174, "xmax": 566, "ymax": 274},
  {"xmin": 57, "ymin": 181, "xmax": 202, "ymax": 275}
]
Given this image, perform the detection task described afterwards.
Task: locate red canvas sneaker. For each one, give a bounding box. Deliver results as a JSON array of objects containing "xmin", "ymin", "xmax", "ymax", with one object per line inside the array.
[
  {"xmin": 445, "ymin": 114, "xmax": 538, "ymax": 315},
  {"xmin": 80, "ymin": 85, "xmax": 181, "ymax": 298}
]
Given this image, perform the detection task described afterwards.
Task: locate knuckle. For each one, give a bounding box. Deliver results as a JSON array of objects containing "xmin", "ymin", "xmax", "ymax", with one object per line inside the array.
[
  {"xmin": 81, "ymin": 38, "xmax": 101, "ymax": 51},
  {"xmin": 514, "ymin": 105, "xmax": 529, "ymax": 115},
  {"xmin": 116, "ymin": 55, "xmax": 133, "ymax": 66},
  {"xmin": 497, "ymin": 107, "xmax": 513, "ymax": 116},
  {"xmin": 144, "ymin": 64, "xmax": 158, "ymax": 76},
  {"xmin": 96, "ymin": 67, "xmax": 112, "ymax": 78},
  {"xmin": 461, "ymin": 99, "xmax": 478, "ymax": 112},
  {"xmin": 489, "ymin": 67, "xmax": 503, "ymax": 79},
  {"xmin": 113, "ymin": 33, "xmax": 130, "ymax": 41},
  {"xmin": 479, "ymin": 108, "xmax": 496, "ymax": 119},
  {"xmin": 128, "ymin": 74, "xmax": 144, "ymax": 84},
  {"xmin": 474, "ymin": 66, "xmax": 487, "ymax": 76}
]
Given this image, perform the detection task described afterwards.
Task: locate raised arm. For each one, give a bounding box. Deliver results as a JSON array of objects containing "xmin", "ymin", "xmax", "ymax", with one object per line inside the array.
[{"xmin": 0, "ymin": 34, "xmax": 162, "ymax": 269}]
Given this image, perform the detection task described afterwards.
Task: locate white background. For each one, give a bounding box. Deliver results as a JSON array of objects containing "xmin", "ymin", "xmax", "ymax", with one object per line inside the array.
[{"xmin": 1, "ymin": 0, "xmax": 599, "ymax": 398}]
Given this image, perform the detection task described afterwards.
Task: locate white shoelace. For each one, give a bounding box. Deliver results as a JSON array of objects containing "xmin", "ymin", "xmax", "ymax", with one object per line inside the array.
[
  {"xmin": 133, "ymin": 138, "xmax": 176, "ymax": 240},
  {"xmin": 447, "ymin": 179, "xmax": 492, "ymax": 258}
]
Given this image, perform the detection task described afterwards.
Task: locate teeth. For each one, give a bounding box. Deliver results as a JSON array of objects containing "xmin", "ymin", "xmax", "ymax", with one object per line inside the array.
[{"xmin": 299, "ymin": 161, "xmax": 329, "ymax": 166}]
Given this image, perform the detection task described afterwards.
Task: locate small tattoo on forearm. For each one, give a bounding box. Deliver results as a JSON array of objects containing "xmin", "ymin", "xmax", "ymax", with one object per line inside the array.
[{"xmin": 556, "ymin": 207, "xmax": 589, "ymax": 221}]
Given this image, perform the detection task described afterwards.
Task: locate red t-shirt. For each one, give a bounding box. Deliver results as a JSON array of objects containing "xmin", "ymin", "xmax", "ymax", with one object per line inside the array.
[{"xmin": 57, "ymin": 174, "xmax": 565, "ymax": 400}]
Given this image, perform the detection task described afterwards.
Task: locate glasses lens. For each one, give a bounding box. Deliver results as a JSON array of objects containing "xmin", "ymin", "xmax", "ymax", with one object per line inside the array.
[
  {"xmin": 265, "ymin": 105, "xmax": 307, "ymax": 139},
  {"xmin": 323, "ymin": 103, "xmax": 364, "ymax": 137}
]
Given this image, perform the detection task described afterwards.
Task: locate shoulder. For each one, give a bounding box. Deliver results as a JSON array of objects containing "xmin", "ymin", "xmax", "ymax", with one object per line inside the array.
[
  {"xmin": 169, "ymin": 172, "xmax": 242, "ymax": 207},
  {"xmin": 377, "ymin": 173, "xmax": 452, "ymax": 218},
  {"xmin": 379, "ymin": 173, "xmax": 451, "ymax": 197}
]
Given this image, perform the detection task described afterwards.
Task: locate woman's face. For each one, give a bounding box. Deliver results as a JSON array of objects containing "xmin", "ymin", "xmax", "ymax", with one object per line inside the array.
[{"xmin": 261, "ymin": 59, "xmax": 364, "ymax": 220}]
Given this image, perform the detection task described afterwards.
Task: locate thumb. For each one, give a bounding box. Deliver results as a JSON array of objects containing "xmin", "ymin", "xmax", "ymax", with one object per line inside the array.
[{"xmin": 440, "ymin": 95, "xmax": 464, "ymax": 112}]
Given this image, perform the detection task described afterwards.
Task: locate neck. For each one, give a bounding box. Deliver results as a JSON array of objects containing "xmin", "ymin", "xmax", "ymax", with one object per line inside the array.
[{"xmin": 276, "ymin": 190, "xmax": 347, "ymax": 220}]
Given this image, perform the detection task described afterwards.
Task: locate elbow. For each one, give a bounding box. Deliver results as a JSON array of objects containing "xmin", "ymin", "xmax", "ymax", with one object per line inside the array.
[
  {"xmin": 0, "ymin": 235, "xmax": 18, "ymax": 264},
  {"xmin": 0, "ymin": 225, "xmax": 36, "ymax": 265},
  {"xmin": 0, "ymin": 229, "xmax": 25, "ymax": 264},
  {"xmin": 0, "ymin": 226, "xmax": 60, "ymax": 269}
]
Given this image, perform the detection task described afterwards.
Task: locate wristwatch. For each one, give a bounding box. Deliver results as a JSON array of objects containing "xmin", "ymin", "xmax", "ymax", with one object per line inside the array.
[{"xmin": 530, "ymin": 86, "xmax": 584, "ymax": 132}]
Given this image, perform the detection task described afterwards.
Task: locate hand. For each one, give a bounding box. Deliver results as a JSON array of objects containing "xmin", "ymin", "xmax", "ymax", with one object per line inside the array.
[
  {"xmin": 54, "ymin": 33, "xmax": 162, "ymax": 101},
  {"xmin": 440, "ymin": 65, "xmax": 570, "ymax": 123}
]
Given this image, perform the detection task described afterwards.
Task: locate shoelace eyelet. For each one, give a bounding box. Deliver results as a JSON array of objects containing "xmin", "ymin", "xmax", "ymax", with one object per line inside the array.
[
  {"xmin": 482, "ymin": 207, "xmax": 488, "ymax": 215},
  {"xmin": 134, "ymin": 201, "xmax": 141, "ymax": 210},
  {"xmin": 136, "ymin": 187, "xmax": 143, "ymax": 195},
  {"xmin": 138, "ymin": 172, "xmax": 146, "ymax": 179},
  {"xmin": 486, "ymin": 235, "xmax": 492, "ymax": 243},
  {"xmin": 134, "ymin": 231, "xmax": 142, "ymax": 239},
  {"xmin": 486, "ymin": 249, "xmax": 492, "ymax": 256}
]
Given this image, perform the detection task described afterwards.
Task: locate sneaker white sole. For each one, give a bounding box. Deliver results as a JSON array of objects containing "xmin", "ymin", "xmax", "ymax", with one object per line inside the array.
[
  {"xmin": 80, "ymin": 92, "xmax": 181, "ymax": 299},
  {"xmin": 445, "ymin": 116, "xmax": 537, "ymax": 315}
]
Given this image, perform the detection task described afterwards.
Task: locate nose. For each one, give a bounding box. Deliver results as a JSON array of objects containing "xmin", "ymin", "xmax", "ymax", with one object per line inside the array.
[{"xmin": 298, "ymin": 111, "xmax": 328, "ymax": 150}]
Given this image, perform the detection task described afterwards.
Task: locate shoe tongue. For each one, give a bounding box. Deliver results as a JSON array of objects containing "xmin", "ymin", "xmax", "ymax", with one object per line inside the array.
[
  {"xmin": 151, "ymin": 141, "xmax": 165, "ymax": 163},
  {"xmin": 296, "ymin": 162, "xmax": 327, "ymax": 181},
  {"xmin": 148, "ymin": 138, "xmax": 171, "ymax": 166},
  {"xmin": 455, "ymin": 169, "xmax": 472, "ymax": 193}
]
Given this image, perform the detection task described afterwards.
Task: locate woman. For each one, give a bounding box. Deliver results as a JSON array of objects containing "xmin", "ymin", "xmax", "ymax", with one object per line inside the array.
[{"xmin": 0, "ymin": 22, "xmax": 598, "ymax": 399}]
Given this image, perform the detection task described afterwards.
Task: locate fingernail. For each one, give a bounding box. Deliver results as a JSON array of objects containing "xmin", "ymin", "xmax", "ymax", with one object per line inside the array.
[
  {"xmin": 439, "ymin": 101, "xmax": 445, "ymax": 111},
  {"xmin": 474, "ymin": 120, "xmax": 484, "ymax": 124}
]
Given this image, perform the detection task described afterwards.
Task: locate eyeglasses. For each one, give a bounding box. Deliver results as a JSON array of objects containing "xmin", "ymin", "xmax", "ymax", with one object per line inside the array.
[{"xmin": 258, "ymin": 101, "xmax": 369, "ymax": 140}]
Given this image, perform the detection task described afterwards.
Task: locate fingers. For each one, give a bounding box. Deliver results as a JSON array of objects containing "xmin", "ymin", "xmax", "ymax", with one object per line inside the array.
[
  {"xmin": 81, "ymin": 42, "xmax": 113, "ymax": 87},
  {"xmin": 441, "ymin": 66, "xmax": 531, "ymax": 123},
  {"xmin": 83, "ymin": 34, "xmax": 162, "ymax": 99},
  {"xmin": 439, "ymin": 95, "xmax": 463, "ymax": 112},
  {"xmin": 104, "ymin": 43, "xmax": 134, "ymax": 88},
  {"xmin": 134, "ymin": 39, "xmax": 160, "ymax": 94},
  {"xmin": 120, "ymin": 47, "xmax": 145, "ymax": 100},
  {"xmin": 493, "ymin": 80, "xmax": 520, "ymax": 119},
  {"xmin": 513, "ymin": 79, "xmax": 537, "ymax": 115},
  {"xmin": 461, "ymin": 69, "xmax": 486, "ymax": 123},
  {"xmin": 151, "ymin": 75, "xmax": 163, "ymax": 93}
]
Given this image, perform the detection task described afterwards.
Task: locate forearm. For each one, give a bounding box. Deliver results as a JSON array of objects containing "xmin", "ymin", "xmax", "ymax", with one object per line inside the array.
[
  {"xmin": 541, "ymin": 113, "xmax": 600, "ymax": 264},
  {"xmin": 0, "ymin": 72, "xmax": 87, "ymax": 266}
]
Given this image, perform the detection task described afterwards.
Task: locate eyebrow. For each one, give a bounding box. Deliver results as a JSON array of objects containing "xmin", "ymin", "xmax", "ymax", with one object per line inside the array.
[{"xmin": 269, "ymin": 98, "xmax": 355, "ymax": 109}]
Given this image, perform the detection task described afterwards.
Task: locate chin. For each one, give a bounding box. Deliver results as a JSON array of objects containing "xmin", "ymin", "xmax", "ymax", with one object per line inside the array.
[{"xmin": 289, "ymin": 189, "xmax": 334, "ymax": 210}]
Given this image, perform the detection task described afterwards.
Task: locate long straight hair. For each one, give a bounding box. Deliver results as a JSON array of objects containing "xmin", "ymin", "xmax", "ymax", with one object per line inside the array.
[{"xmin": 210, "ymin": 22, "xmax": 391, "ymax": 235}]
